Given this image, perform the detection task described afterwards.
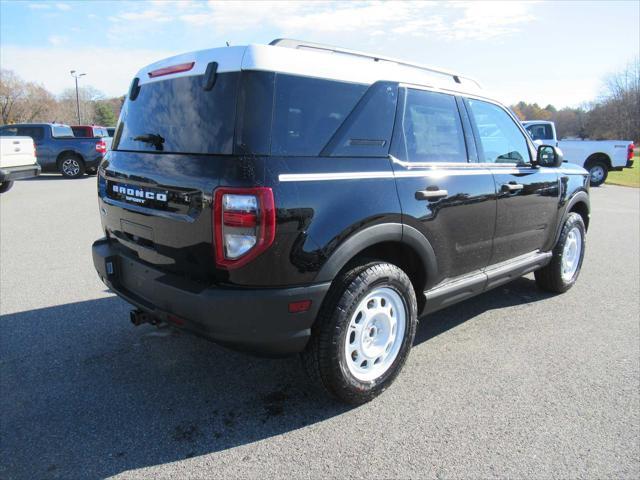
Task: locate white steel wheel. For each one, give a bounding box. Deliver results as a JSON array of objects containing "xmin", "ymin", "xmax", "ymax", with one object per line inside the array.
[
  {"xmin": 590, "ymin": 165, "xmax": 605, "ymax": 184},
  {"xmin": 344, "ymin": 287, "xmax": 406, "ymax": 382},
  {"xmin": 561, "ymin": 227, "xmax": 582, "ymax": 282}
]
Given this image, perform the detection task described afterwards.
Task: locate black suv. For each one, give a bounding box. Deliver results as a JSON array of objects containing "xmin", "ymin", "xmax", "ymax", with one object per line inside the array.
[{"xmin": 92, "ymin": 40, "xmax": 590, "ymax": 404}]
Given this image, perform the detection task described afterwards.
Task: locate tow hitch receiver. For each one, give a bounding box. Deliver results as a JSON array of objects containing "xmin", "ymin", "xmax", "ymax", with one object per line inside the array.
[{"xmin": 129, "ymin": 309, "xmax": 160, "ymax": 326}]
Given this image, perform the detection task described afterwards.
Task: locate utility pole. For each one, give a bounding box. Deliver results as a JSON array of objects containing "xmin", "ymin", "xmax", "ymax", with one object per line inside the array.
[{"xmin": 70, "ymin": 70, "xmax": 86, "ymax": 124}]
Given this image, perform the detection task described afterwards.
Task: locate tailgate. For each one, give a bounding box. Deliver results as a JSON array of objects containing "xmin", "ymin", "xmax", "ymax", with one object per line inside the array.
[{"xmin": 1, "ymin": 137, "xmax": 37, "ymax": 168}]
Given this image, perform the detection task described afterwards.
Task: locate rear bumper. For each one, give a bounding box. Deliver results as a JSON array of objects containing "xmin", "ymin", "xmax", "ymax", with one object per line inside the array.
[
  {"xmin": 92, "ymin": 238, "xmax": 330, "ymax": 356},
  {"xmin": 0, "ymin": 164, "xmax": 41, "ymax": 182}
]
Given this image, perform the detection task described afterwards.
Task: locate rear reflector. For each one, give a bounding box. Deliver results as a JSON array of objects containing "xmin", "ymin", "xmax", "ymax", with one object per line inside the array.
[
  {"xmin": 148, "ymin": 62, "xmax": 195, "ymax": 78},
  {"xmin": 288, "ymin": 300, "xmax": 312, "ymax": 313},
  {"xmin": 96, "ymin": 140, "xmax": 107, "ymax": 153}
]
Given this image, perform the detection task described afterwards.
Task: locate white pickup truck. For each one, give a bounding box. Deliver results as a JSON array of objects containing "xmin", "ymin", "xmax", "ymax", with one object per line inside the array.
[
  {"xmin": 0, "ymin": 136, "xmax": 41, "ymax": 193},
  {"xmin": 522, "ymin": 120, "xmax": 635, "ymax": 186}
]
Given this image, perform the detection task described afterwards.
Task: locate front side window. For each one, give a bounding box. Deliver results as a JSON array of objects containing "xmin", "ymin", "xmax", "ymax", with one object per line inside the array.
[
  {"xmin": 400, "ymin": 88, "xmax": 467, "ymax": 163},
  {"xmin": 466, "ymin": 99, "xmax": 530, "ymax": 164}
]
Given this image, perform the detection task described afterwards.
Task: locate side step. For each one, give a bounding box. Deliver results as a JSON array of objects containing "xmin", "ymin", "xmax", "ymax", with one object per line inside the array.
[{"xmin": 423, "ymin": 251, "xmax": 552, "ymax": 315}]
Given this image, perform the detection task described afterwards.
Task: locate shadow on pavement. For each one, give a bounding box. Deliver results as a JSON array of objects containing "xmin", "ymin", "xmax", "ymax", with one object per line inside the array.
[{"xmin": 0, "ymin": 276, "xmax": 551, "ymax": 479}]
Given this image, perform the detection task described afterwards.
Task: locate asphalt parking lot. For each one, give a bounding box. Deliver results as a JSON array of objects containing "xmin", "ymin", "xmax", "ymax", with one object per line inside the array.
[{"xmin": 1, "ymin": 176, "xmax": 638, "ymax": 479}]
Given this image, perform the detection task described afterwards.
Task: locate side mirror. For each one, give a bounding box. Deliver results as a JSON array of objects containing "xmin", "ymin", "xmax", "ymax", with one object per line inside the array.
[{"xmin": 536, "ymin": 144, "xmax": 563, "ymax": 168}]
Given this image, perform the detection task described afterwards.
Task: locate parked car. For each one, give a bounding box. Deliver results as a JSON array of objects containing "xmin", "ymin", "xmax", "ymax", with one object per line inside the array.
[
  {"xmin": 0, "ymin": 136, "xmax": 41, "ymax": 193},
  {"xmin": 0, "ymin": 123, "xmax": 107, "ymax": 178},
  {"xmin": 522, "ymin": 120, "xmax": 634, "ymax": 186},
  {"xmin": 72, "ymin": 124, "xmax": 113, "ymax": 151},
  {"xmin": 92, "ymin": 39, "xmax": 591, "ymax": 404},
  {"xmin": 71, "ymin": 125, "xmax": 109, "ymax": 138}
]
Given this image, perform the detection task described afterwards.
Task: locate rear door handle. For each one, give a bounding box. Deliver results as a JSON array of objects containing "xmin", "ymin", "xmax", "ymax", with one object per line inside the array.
[
  {"xmin": 502, "ymin": 183, "xmax": 524, "ymax": 192},
  {"xmin": 415, "ymin": 189, "xmax": 448, "ymax": 201}
]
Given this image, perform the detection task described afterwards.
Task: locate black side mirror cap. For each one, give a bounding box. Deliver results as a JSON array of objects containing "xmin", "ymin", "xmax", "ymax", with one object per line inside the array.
[{"xmin": 535, "ymin": 144, "xmax": 563, "ymax": 168}]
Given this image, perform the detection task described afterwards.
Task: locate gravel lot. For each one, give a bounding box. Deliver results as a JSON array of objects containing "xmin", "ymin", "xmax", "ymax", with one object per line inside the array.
[{"xmin": 1, "ymin": 176, "xmax": 638, "ymax": 479}]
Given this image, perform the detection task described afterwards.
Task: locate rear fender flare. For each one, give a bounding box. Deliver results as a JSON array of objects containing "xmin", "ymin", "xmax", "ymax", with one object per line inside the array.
[{"xmin": 315, "ymin": 223, "xmax": 438, "ymax": 289}]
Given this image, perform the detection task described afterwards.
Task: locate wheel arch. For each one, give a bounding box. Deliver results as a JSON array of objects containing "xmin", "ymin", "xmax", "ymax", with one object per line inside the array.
[
  {"xmin": 584, "ymin": 152, "xmax": 611, "ymax": 170},
  {"xmin": 315, "ymin": 223, "xmax": 438, "ymax": 312},
  {"xmin": 554, "ymin": 191, "xmax": 590, "ymax": 245}
]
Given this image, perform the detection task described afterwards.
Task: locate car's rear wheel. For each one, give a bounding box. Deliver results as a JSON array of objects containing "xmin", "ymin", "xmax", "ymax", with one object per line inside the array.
[
  {"xmin": 535, "ymin": 212, "xmax": 586, "ymax": 293},
  {"xmin": 0, "ymin": 181, "xmax": 14, "ymax": 193},
  {"xmin": 587, "ymin": 161, "xmax": 608, "ymax": 186},
  {"xmin": 301, "ymin": 261, "xmax": 417, "ymax": 404},
  {"xmin": 59, "ymin": 155, "xmax": 85, "ymax": 178}
]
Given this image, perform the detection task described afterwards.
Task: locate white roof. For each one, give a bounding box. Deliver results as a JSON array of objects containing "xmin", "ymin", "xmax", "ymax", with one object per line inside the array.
[{"xmin": 135, "ymin": 40, "xmax": 485, "ymax": 98}]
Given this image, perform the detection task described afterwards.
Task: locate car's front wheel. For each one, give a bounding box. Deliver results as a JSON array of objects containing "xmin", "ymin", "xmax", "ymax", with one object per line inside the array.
[
  {"xmin": 302, "ymin": 261, "xmax": 417, "ymax": 404},
  {"xmin": 535, "ymin": 212, "xmax": 586, "ymax": 293}
]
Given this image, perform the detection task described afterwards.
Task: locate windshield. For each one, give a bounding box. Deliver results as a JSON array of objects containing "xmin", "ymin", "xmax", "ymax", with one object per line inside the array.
[{"xmin": 114, "ymin": 72, "xmax": 239, "ymax": 154}]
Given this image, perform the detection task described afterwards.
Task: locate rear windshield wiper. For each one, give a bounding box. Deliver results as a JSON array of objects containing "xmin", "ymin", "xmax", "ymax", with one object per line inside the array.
[{"xmin": 133, "ymin": 133, "xmax": 165, "ymax": 151}]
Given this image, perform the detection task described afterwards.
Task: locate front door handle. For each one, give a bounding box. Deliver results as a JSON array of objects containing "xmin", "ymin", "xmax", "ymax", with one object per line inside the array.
[
  {"xmin": 502, "ymin": 183, "xmax": 524, "ymax": 192},
  {"xmin": 415, "ymin": 188, "xmax": 448, "ymax": 201}
]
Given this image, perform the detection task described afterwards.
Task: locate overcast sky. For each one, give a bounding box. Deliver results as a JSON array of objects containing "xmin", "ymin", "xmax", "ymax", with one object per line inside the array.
[{"xmin": 1, "ymin": 0, "xmax": 638, "ymax": 108}]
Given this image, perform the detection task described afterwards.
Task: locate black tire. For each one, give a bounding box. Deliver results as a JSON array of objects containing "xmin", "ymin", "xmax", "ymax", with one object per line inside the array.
[
  {"xmin": 0, "ymin": 181, "xmax": 14, "ymax": 193},
  {"xmin": 535, "ymin": 212, "xmax": 586, "ymax": 293},
  {"xmin": 587, "ymin": 160, "xmax": 608, "ymax": 187},
  {"xmin": 301, "ymin": 261, "xmax": 418, "ymax": 404},
  {"xmin": 58, "ymin": 155, "xmax": 85, "ymax": 178}
]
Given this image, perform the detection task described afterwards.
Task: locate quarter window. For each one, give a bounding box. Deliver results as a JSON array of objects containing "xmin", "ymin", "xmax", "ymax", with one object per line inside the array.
[
  {"xmin": 466, "ymin": 99, "xmax": 530, "ymax": 164},
  {"xmin": 400, "ymin": 89, "xmax": 467, "ymax": 163},
  {"xmin": 271, "ymin": 74, "xmax": 367, "ymax": 156}
]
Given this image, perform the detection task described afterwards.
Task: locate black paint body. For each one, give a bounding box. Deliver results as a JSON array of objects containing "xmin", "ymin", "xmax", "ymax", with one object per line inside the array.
[{"xmin": 92, "ymin": 71, "xmax": 590, "ymax": 355}]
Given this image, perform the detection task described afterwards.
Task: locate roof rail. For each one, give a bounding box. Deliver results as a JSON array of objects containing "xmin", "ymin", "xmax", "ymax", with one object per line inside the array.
[{"xmin": 269, "ymin": 38, "xmax": 481, "ymax": 89}]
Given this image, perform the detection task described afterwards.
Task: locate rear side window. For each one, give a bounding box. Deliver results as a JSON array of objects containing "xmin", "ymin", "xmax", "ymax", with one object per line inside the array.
[
  {"xmin": 114, "ymin": 72, "xmax": 239, "ymax": 154},
  {"xmin": 0, "ymin": 126, "xmax": 44, "ymax": 141},
  {"xmin": 52, "ymin": 125, "xmax": 74, "ymax": 138},
  {"xmin": 525, "ymin": 123, "xmax": 553, "ymax": 141},
  {"xmin": 466, "ymin": 99, "xmax": 530, "ymax": 164},
  {"xmin": 399, "ymin": 88, "xmax": 467, "ymax": 163},
  {"xmin": 271, "ymin": 74, "xmax": 367, "ymax": 156},
  {"xmin": 72, "ymin": 126, "xmax": 91, "ymax": 137}
]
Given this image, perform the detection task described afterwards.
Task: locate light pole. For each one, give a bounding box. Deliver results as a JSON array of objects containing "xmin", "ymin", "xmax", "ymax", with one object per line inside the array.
[{"xmin": 70, "ymin": 70, "xmax": 86, "ymax": 124}]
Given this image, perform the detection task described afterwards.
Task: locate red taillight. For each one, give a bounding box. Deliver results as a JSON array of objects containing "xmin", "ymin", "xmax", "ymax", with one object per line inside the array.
[
  {"xmin": 96, "ymin": 140, "xmax": 107, "ymax": 154},
  {"xmin": 148, "ymin": 62, "xmax": 195, "ymax": 78},
  {"xmin": 213, "ymin": 187, "xmax": 276, "ymax": 269},
  {"xmin": 628, "ymin": 143, "xmax": 635, "ymax": 161}
]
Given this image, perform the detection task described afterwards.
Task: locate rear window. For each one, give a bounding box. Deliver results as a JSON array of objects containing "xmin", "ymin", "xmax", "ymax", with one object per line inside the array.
[
  {"xmin": 525, "ymin": 123, "xmax": 554, "ymax": 141},
  {"xmin": 72, "ymin": 126, "xmax": 91, "ymax": 137},
  {"xmin": 271, "ymin": 75, "xmax": 367, "ymax": 156},
  {"xmin": 114, "ymin": 72, "xmax": 239, "ymax": 154},
  {"xmin": 52, "ymin": 125, "xmax": 74, "ymax": 138},
  {"xmin": 0, "ymin": 126, "xmax": 44, "ymax": 141}
]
